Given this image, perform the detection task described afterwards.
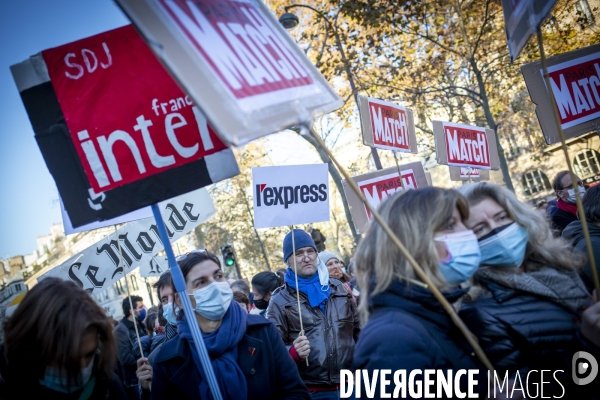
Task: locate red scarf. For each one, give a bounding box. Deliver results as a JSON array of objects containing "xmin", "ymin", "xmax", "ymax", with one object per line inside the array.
[{"xmin": 557, "ymin": 199, "xmax": 578, "ymax": 215}]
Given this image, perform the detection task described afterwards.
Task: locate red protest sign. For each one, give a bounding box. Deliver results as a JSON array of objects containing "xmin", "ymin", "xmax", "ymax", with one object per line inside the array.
[
  {"xmin": 521, "ymin": 45, "xmax": 600, "ymax": 144},
  {"xmin": 342, "ymin": 163, "xmax": 428, "ymax": 234},
  {"xmin": 358, "ymin": 96, "xmax": 417, "ymax": 153},
  {"xmin": 433, "ymin": 121, "xmax": 500, "ymax": 170},
  {"xmin": 116, "ymin": 0, "xmax": 342, "ymax": 145},
  {"xmin": 41, "ymin": 25, "xmax": 228, "ymax": 194}
]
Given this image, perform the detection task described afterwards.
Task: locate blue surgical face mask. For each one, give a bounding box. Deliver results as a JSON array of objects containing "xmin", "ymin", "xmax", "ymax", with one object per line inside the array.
[
  {"xmin": 479, "ymin": 222, "xmax": 529, "ymax": 268},
  {"xmin": 162, "ymin": 302, "xmax": 179, "ymax": 326},
  {"xmin": 189, "ymin": 281, "xmax": 233, "ymax": 321},
  {"xmin": 435, "ymin": 230, "xmax": 481, "ymax": 286},
  {"xmin": 40, "ymin": 355, "xmax": 95, "ymax": 394},
  {"xmin": 136, "ymin": 307, "xmax": 147, "ymax": 323}
]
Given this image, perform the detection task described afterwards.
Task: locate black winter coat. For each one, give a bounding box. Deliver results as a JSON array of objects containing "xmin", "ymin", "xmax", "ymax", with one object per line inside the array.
[
  {"xmin": 551, "ymin": 207, "xmax": 578, "ymax": 236},
  {"xmin": 562, "ymin": 220, "xmax": 600, "ymax": 291},
  {"xmin": 459, "ymin": 267, "xmax": 591, "ymax": 397},
  {"xmin": 150, "ymin": 314, "xmax": 309, "ymax": 400},
  {"xmin": 353, "ymin": 281, "xmax": 486, "ymax": 399},
  {"xmin": 113, "ymin": 317, "xmax": 147, "ymax": 387}
]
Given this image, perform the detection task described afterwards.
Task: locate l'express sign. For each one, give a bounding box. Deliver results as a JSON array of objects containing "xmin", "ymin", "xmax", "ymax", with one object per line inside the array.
[
  {"xmin": 358, "ymin": 96, "xmax": 418, "ymax": 153},
  {"xmin": 521, "ymin": 44, "xmax": 600, "ymax": 144},
  {"xmin": 433, "ymin": 121, "xmax": 500, "ymax": 170}
]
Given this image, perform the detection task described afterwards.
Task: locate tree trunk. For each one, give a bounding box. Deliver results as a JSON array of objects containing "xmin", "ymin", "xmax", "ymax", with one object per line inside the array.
[
  {"xmin": 299, "ymin": 132, "xmax": 362, "ymax": 245},
  {"xmin": 238, "ymin": 181, "xmax": 272, "ymax": 271}
]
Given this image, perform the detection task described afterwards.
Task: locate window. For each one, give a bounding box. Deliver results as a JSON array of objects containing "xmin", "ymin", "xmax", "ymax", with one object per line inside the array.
[
  {"xmin": 573, "ymin": 149, "xmax": 600, "ymax": 178},
  {"xmin": 522, "ymin": 170, "xmax": 551, "ymax": 196},
  {"xmin": 575, "ymin": 0, "xmax": 595, "ymax": 27},
  {"xmin": 115, "ymin": 279, "xmax": 125, "ymax": 296},
  {"xmin": 130, "ymin": 276, "xmax": 139, "ymax": 291}
]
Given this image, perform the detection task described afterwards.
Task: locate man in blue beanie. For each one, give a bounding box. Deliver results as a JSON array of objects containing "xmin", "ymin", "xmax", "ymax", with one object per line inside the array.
[{"xmin": 267, "ymin": 229, "xmax": 360, "ymax": 399}]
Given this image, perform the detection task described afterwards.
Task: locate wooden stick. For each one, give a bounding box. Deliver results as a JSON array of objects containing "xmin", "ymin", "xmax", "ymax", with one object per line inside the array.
[
  {"xmin": 306, "ymin": 125, "xmax": 495, "ymax": 371},
  {"xmin": 393, "ymin": 151, "xmax": 406, "ymax": 190},
  {"xmin": 536, "ymin": 31, "xmax": 600, "ymax": 296},
  {"xmin": 114, "ymin": 225, "xmax": 145, "ymax": 359},
  {"xmin": 290, "ymin": 225, "xmax": 309, "ymax": 366}
]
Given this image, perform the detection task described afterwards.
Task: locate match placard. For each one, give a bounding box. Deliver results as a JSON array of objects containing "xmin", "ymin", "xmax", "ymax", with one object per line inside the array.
[
  {"xmin": 342, "ymin": 163, "xmax": 428, "ymax": 234},
  {"xmin": 115, "ymin": 0, "xmax": 343, "ymax": 146},
  {"xmin": 521, "ymin": 44, "xmax": 600, "ymax": 144},
  {"xmin": 11, "ymin": 26, "xmax": 239, "ymax": 227},
  {"xmin": 252, "ymin": 164, "xmax": 329, "ymax": 229},
  {"xmin": 433, "ymin": 121, "xmax": 500, "ymax": 170},
  {"xmin": 449, "ymin": 167, "xmax": 490, "ymax": 181},
  {"xmin": 358, "ymin": 96, "xmax": 418, "ymax": 153}
]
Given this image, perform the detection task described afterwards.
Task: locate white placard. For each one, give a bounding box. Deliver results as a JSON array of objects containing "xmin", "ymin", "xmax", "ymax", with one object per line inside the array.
[
  {"xmin": 140, "ymin": 256, "xmax": 168, "ymax": 278},
  {"xmin": 253, "ymin": 164, "xmax": 329, "ymax": 228},
  {"xmin": 41, "ymin": 188, "xmax": 215, "ymax": 294}
]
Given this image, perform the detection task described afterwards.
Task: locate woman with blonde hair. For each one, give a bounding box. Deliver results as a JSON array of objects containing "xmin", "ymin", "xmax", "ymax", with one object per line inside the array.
[
  {"xmin": 457, "ymin": 182, "xmax": 594, "ymax": 396},
  {"xmin": 352, "ymin": 187, "xmax": 486, "ymax": 396}
]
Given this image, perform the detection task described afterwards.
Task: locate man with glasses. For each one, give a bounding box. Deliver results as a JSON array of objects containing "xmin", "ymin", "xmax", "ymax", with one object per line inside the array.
[
  {"xmin": 267, "ymin": 229, "xmax": 360, "ymax": 399},
  {"xmin": 551, "ymin": 171, "xmax": 586, "ymax": 235}
]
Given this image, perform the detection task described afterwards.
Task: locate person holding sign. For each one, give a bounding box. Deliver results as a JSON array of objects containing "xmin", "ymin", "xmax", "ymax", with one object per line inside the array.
[
  {"xmin": 458, "ymin": 182, "xmax": 593, "ymax": 397},
  {"xmin": 150, "ymin": 251, "xmax": 309, "ymax": 400},
  {"xmin": 352, "ymin": 188, "xmax": 486, "ymax": 396},
  {"xmin": 267, "ymin": 230, "xmax": 360, "ymax": 399},
  {"xmin": 0, "ymin": 278, "xmax": 128, "ymax": 399}
]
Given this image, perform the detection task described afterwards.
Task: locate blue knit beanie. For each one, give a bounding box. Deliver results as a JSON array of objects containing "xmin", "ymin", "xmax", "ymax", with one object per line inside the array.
[{"xmin": 282, "ymin": 229, "xmax": 317, "ymax": 263}]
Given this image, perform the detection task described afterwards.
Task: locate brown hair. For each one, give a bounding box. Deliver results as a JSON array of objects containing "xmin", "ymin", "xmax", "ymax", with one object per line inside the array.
[
  {"xmin": 232, "ymin": 291, "xmax": 250, "ymax": 310},
  {"xmin": 3, "ymin": 278, "xmax": 116, "ymax": 389},
  {"xmin": 355, "ymin": 187, "xmax": 469, "ymax": 321}
]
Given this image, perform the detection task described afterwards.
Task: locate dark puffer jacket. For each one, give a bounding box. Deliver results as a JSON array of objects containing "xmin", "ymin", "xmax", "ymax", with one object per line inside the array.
[
  {"xmin": 266, "ymin": 279, "xmax": 360, "ymax": 387},
  {"xmin": 562, "ymin": 220, "xmax": 600, "ymax": 291},
  {"xmin": 353, "ymin": 280, "xmax": 486, "ymax": 399},
  {"xmin": 459, "ymin": 267, "xmax": 591, "ymax": 396}
]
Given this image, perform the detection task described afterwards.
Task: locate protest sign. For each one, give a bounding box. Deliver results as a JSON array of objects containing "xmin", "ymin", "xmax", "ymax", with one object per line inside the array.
[
  {"xmin": 433, "ymin": 121, "xmax": 499, "ymax": 170},
  {"xmin": 342, "ymin": 163, "xmax": 428, "ymax": 234},
  {"xmin": 115, "ymin": 0, "xmax": 343, "ymax": 146},
  {"xmin": 40, "ymin": 188, "xmax": 214, "ymax": 295},
  {"xmin": 357, "ymin": 96, "xmax": 418, "ymax": 153},
  {"xmin": 501, "ymin": 0, "xmax": 558, "ymax": 63},
  {"xmin": 252, "ymin": 164, "xmax": 329, "ymax": 228},
  {"xmin": 521, "ymin": 44, "xmax": 600, "ymax": 144},
  {"xmin": 140, "ymin": 256, "xmax": 168, "ymax": 278},
  {"xmin": 10, "ymin": 25, "xmax": 239, "ymax": 228},
  {"xmin": 449, "ymin": 167, "xmax": 490, "ymax": 181}
]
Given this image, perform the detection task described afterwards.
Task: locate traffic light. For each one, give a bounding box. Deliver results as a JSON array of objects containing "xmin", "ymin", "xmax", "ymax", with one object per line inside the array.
[
  {"xmin": 311, "ymin": 229, "xmax": 326, "ymax": 252},
  {"xmin": 221, "ymin": 245, "xmax": 236, "ymax": 268}
]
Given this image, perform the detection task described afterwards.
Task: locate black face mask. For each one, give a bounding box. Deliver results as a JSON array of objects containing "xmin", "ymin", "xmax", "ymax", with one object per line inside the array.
[{"xmin": 253, "ymin": 298, "xmax": 269, "ymax": 310}]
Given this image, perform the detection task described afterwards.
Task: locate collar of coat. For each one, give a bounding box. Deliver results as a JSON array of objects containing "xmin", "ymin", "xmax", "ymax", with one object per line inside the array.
[{"xmin": 474, "ymin": 266, "xmax": 590, "ymax": 314}]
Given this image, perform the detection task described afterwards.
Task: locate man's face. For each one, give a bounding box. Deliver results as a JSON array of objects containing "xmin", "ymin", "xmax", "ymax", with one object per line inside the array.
[
  {"xmin": 159, "ymin": 285, "xmax": 174, "ymax": 306},
  {"xmin": 287, "ymin": 246, "xmax": 317, "ymax": 278},
  {"xmin": 556, "ymin": 174, "xmax": 583, "ymax": 201},
  {"xmin": 133, "ymin": 301, "xmax": 145, "ymax": 317}
]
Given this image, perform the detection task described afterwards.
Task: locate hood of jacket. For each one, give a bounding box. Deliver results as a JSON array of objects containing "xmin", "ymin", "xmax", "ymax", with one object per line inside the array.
[
  {"xmin": 562, "ymin": 220, "xmax": 600, "ymax": 246},
  {"xmin": 474, "ymin": 266, "xmax": 590, "ymax": 314}
]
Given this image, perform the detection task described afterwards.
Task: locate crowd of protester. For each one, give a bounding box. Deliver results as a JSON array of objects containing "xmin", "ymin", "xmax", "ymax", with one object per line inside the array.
[{"xmin": 0, "ymin": 175, "xmax": 599, "ymax": 399}]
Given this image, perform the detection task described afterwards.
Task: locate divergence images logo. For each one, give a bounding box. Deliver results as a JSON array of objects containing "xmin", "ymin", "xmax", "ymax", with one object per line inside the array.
[
  {"xmin": 256, "ymin": 184, "xmax": 327, "ymax": 209},
  {"xmin": 572, "ymin": 351, "xmax": 598, "ymax": 385}
]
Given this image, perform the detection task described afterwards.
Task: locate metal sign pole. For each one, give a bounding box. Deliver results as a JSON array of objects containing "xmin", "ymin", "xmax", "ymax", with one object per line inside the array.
[{"xmin": 151, "ymin": 204, "xmax": 223, "ymax": 400}]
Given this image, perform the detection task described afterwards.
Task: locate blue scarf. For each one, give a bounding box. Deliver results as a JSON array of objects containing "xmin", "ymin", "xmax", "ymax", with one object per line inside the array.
[
  {"xmin": 177, "ymin": 302, "xmax": 248, "ymax": 400},
  {"xmin": 284, "ymin": 268, "xmax": 331, "ymax": 315}
]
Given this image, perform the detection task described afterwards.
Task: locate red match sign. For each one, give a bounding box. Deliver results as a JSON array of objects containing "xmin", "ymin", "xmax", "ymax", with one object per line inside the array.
[
  {"xmin": 521, "ymin": 44, "xmax": 600, "ymax": 144},
  {"xmin": 116, "ymin": 0, "xmax": 343, "ymax": 146},
  {"xmin": 342, "ymin": 163, "xmax": 428, "ymax": 234},
  {"xmin": 358, "ymin": 96, "xmax": 417, "ymax": 153},
  {"xmin": 41, "ymin": 25, "xmax": 228, "ymax": 194},
  {"xmin": 433, "ymin": 121, "xmax": 500, "ymax": 170}
]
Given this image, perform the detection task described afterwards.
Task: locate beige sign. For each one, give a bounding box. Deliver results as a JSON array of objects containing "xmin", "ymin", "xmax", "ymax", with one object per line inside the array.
[
  {"xmin": 433, "ymin": 121, "xmax": 500, "ymax": 170},
  {"xmin": 449, "ymin": 167, "xmax": 490, "ymax": 181},
  {"xmin": 115, "ymin": 0, "xmax": 343, "ymax": 146},
  {"xmin": 521, "ymin": 44, "xmax": 600, "ymax": 145},
  {"xmin": 358, "ymin": 95, "xmax": 418, "ymax": 153},
  {"xmin": 342, "ymin": 163, "xmax": 428, "ymax": 234}
]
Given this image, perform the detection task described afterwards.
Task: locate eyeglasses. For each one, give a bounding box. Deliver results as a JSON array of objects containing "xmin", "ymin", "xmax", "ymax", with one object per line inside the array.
[
  {"xmin": 294, "ymin": 249, "xmax": 316, "ymax": 260},
  {"xmin": 176, "ymin": 249, "xmax": 207, "ymax": 262},
  {"xmin": 560, "ymin": 181, "xmax": 584, "ymax": 190}
]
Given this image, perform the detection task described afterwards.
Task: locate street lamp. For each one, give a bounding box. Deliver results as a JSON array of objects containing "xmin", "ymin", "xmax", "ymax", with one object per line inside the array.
[{"xmin": 278, "ymin": 5, "xmax": 383, "ymax": 170}]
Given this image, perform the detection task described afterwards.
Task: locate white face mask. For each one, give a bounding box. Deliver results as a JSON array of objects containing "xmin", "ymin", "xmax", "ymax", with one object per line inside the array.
[
  {"xmin": 566, "ymin": 186, "xmax": 586, "ymax": 203},
  {"xmin": 162, "ymin": 302, "xmax": 179, "ymax": 326},
  {"xmin": 189, "ymin": 281, "xmax": 233, "ymax": 321},
  {"xmin": 40, "ymin": 355, "xmax": 95, "ymax": 394}
]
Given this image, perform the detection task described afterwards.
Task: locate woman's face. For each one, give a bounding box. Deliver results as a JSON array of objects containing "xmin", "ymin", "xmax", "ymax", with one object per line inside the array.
[
  {"xmin": 175, "ymin": 260, "xmax": 225, "ymax": 309},
  {"xmin": 433, "ymin": 207, "xmax": 469, "ymax": 260},
  {"xmin": 80, "ymin": 329, "xmax": 98, "ymax": 368},
  {"xmin": 326, "ymin": 258, "xmax": 343, "ymax": 279},
  {"xmin": 466, "ymin": 198, "xmax": 513, "ymax": 239},
  {"xmin": 252, "ymin": 290, "xmax": 272, "ymax": 302}
]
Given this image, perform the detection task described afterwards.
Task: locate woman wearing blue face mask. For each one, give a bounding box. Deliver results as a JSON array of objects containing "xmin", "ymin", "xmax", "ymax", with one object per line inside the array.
[
  {"xmin": 458, "ymin": 182, "xmax": 594, "ymax": 397},
  {"xmin": 0, "ymin": 278, "xmax": 127, "ymax": 399},
  {"xmin": 150, "ymin": 251, "xmax": 309, "ymax": 400},
  {"xmin": 352, "ymin": 187, "xmax": 487, "ymax": 397}
]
